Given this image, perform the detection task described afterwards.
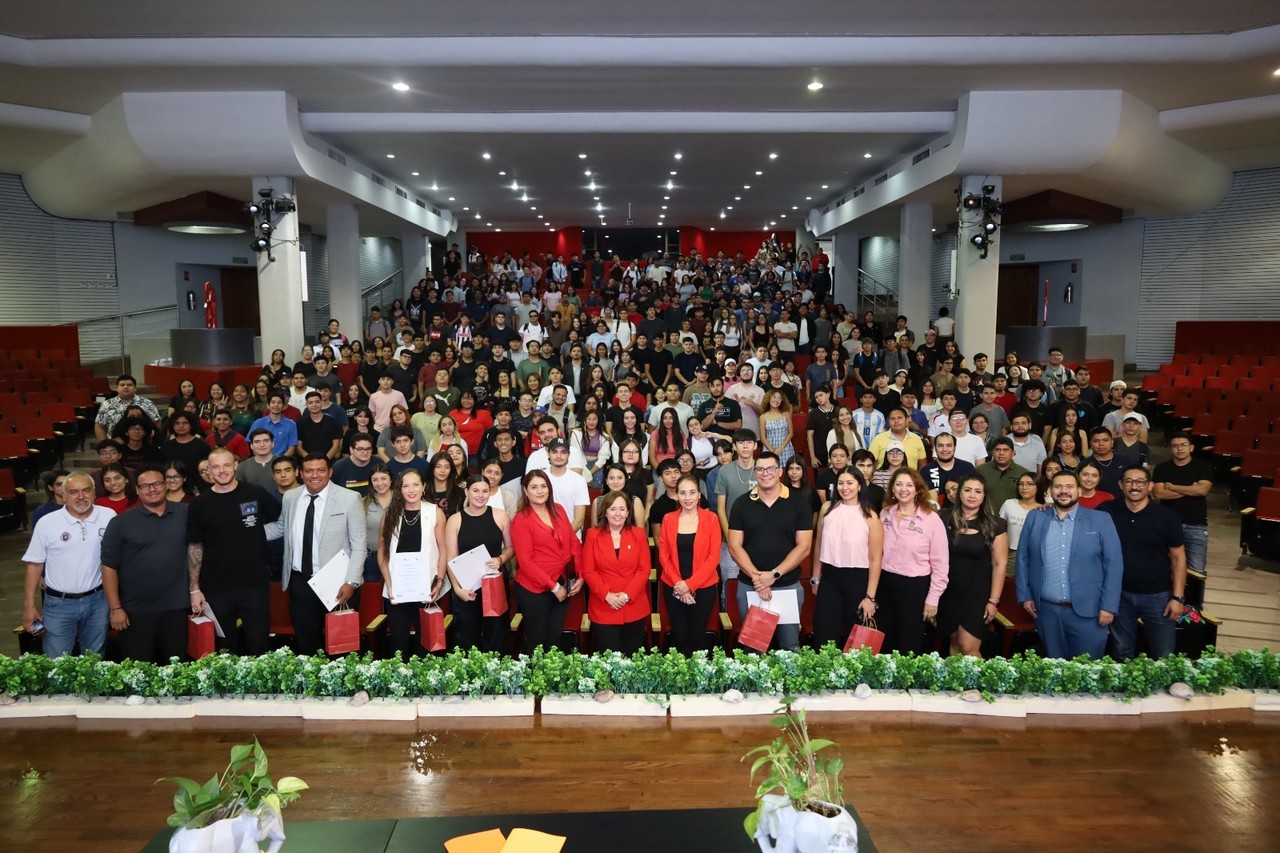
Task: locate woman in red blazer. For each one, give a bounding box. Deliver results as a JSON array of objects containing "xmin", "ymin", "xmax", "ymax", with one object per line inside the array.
[
  {"xmin": 580, "ymin": 489, "xmax": 652, "ymax": 653},
  {"xmin": 510, "ymin": 470, "xmax": 584, "ymax": 655},
  {"xmin": 659, "ymin": 473, "xmax": 723, "ymax": 655}
]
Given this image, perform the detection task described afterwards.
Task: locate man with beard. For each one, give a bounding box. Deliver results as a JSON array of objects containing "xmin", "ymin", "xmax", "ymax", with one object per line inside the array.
[{"xmin": 1008, "ymin": 413, "xmax": 1048, "ymax": 473}]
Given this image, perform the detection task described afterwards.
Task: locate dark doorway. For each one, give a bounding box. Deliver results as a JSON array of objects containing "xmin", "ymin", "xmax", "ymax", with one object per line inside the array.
[
  {"xmin": 996, "ymin": 264, "xmax": 1039, "ymax": 333},
  {"xmin": 220, "ymin": 266, "xmax": 261, "ymax": 333}
]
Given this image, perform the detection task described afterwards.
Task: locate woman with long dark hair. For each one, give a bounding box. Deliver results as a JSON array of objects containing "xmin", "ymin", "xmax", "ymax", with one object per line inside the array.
[
  {"xmin": 445, "ymin": 475, "xmax": 513, "ymax": 652},
  {"xmin": 877, "ymin": 467, "xmax": 949, "ymax": 654},
  {"xmin": 424, "ymin": 451, "xmax": 463, "ymax": 516},
  {"xmin": 658, "ymin": 473, "xmax": 722, "ymax": 655},
  {"xmin": 648, "ymin": 407, "xmax": 684, "ymax": 470},
  {"xmin": 812, "ymin": 468, "xmax": 884, "ymax": 648},
  {"xmin": 378, "ymin": 469, "xmax": 447, "ymax": 659},
  {"xmin": 95, "ymin": 462, "xmax": 137, "ymax": 513},
  {"xmin": 509, "ymin": 470, "xmax": 584, "ymax": 654},
  {"xmin": 936, "ymin": 474, "xmax": 1007, "ymax": 657}
]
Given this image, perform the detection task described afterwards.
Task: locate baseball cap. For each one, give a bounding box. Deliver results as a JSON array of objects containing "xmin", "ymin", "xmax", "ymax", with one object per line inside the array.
[
  {"xmin": 695, "ymin": 363, "xmax": 709, "ymax": 373},
  {"xmin": 886, "ymin": 439, "xmax": 906, "ymax": 454},
  {"xmin": 1122, "ymin": 412, "xmax": 1143, "ymax": 422},
  {"xmin": 545, "ymin": 438, "xmax": 569, "ymax": 451},
  {"xmin": 1110, "ymin": 380, "xmax": 1127, "ymax": 391}
]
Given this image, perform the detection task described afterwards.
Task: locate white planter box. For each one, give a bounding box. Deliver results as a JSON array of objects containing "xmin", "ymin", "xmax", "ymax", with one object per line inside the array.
[
  {"xmin": 299, "ymin": 697, "xmax": 419, "ymax": 721},
  {"xmin": 1253, "ymin": 690, "xmax": 1280, "ymax": 712},
  {"xmin": 668, "ymin": 693, "xmax": 781, "ymax": 717},
  {"xmin": 540, "ymin": 693, "xmax": 668, "ymax": 717},
  {"xmin": 909, "ymin": 690, "xmax": 1027, "ymax": 718},
  {"xmin": 191, "ymin": 697, "xmax": 305, "ymax": 718},
  {"xmin": 1139, "ymin": 688, "xmax": 1257, "ymax": 715},
  {"xmin": 1024, "ymin": 694, "xmax": 1140, "ymax": 716},
  {"xmin": 794, "ymin": 690, "xmax": 913, "ymax": 713},
  {"xmin": 418, "ymin": 695, "xmax": 535, "ymax": 718},
  {"xmin": 75, "ymin": 697, "xmax": 196, "ymax": 719},
  {"xmin": 0, "ymin": 695, "xmax": 82, "ymax": 718}
]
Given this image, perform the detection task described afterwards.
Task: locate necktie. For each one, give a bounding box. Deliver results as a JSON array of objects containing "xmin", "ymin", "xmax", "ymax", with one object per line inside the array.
[{"xmin": 300, "ymin": 494, "xmax": 317, "ymax": 579}]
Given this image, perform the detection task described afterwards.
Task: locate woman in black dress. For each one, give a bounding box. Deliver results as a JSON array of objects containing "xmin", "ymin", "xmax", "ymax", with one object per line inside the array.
[
  {"xmin": 444, "ymin": 475, "xmax": 513, "ymax": 652},
  {"xmin": 936, "ymin": 474, "xmax": 1008, "ymax": 657}
]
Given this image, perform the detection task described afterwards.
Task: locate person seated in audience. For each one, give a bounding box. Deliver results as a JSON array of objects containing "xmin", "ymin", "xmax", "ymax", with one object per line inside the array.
[
  {"xmin": 1101, "ymin": 388, "xmax": 1149, "ymax": 443},
  {"xmin": 1049, "ymin": 379, "xmax": 1099, "ymax": 434},
  {"xmin": 1100, "ymin": 380, "xmax": 1127, "ymax": 419},
  {"xmin": 270, "ymin": 456, "xmax": 301, "ymax": 503},
  {"xmin": 1076, "ymin": 459, "xmax": 1114, "ymax": 509},
  {"xmin": 990, "ymin": 373, "xmax": 1018, "ymax": 416},
  {"xmin": 970, "ymin": 384, "xmax": 1011, "ymax": 437},
  {"xmin": 1073, "ymin": 365, "xmax": 1105, "ymax": 410},
  {"xmin": 1007, "ymin": 413, "xmax": 1048, "ymax": 474},
  {"xmin": 386, "ymin": 426, "xmax": 432, "ymax": 481},
  {"xmin": 868, "ymin": 407, "xmax": 927, "ymax": 469},
  {"xmin": 206, "ymin": 410, "xmax": 251, "ymax": 459}
]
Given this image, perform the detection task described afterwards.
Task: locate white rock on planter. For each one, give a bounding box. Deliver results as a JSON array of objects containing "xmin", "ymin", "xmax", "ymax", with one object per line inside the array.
[
  {"xmin": 1139, "ymin": 688, "xmax": 1257, "ymax": 715},
  {"xmin": 794, "ymin": 689, "xmax": 912, "ymax": 713},
  {"xmin": 418, "ymin": 695, "xmax": 535, "ymax": 718},
  {"xmin": 0, "ymin": 695, "xmax": 81, "ymax": 719},
  {"xmin": 299, "ymin": 697, "xmax": 419, "ymax": 721},
  {"xmin": 668, "ymin": 692, "xmax": 781, "ymax": 717},
  {"xmin": 909, "ymin": 690, "xmax": 1026, "ymax": 718},
  {"xmin": 191, "ymin": 697, "xmax": 305, "ymax": 718},
  {"xmin": 540, "ymin": 693, "xmax": 668, "ymax": 717},
  {"xmin": 1023, "ymin": 694, "xmax": 1141, "ymax": 716},
  {"xmin": 1252, "ymin": 690, "xmax": 1280, "ymax": 712},
  {"xmin": 75, "ymin": 697, "xmax": 196, "ymax": 719}
]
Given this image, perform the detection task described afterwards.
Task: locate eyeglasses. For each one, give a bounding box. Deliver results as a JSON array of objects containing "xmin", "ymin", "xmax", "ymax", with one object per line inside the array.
[
  {"xmin": 137, "ymin": 481, "xmax": 167, "ymax": 491},
  {"xmin": 164, "ymin": 474, "xmax": 183, "ymax": 481},
  {"xmin": 753, "ymin": 466, "xmax": 780, "ymax": 475},
  {"xmin": 1121, "ymin": 478, "xmax": 1150, "ymax": 486}
]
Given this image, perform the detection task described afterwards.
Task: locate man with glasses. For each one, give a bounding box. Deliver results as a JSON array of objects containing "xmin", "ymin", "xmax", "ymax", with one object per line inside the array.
[
  {"xmin": 332, "ymin": 433, "xmax": 377, "ymax": 496},
  {"xmin": 22, "ymin": 472, "xmax": 115, "ymax": 658},
  {"xmin": 1103, "ymin": 467, "xmax": 1187, "ymax": 660},
  {"xmin": 727, "ymin": 451, "xmax": 814, "ymax": 651},
  {"xmin": 100, "ymin": 464, "xmax": 189, "ymax": 664},
  {"xmin": 1152, "ymin": 430, "xmax": 1213, "ymax": 576}
]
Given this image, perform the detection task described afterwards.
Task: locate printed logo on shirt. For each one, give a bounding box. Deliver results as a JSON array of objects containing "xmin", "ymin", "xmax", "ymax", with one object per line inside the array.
[
  {"xmin": 240, "ymin": 501, "xmax": 259, "ymax": 529},
  {"xmin": 60, "ymin": 532, "xmax": 70, "ymax": 542}
]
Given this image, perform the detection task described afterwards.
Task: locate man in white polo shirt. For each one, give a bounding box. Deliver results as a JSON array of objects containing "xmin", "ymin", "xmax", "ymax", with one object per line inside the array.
[
  {"xmin": 22, "ymin": 471, "xmax": 117, "ymax": 658},
  {"xmin": 947, "ymin": 411, "xmax": 990, "ymax": 467}
]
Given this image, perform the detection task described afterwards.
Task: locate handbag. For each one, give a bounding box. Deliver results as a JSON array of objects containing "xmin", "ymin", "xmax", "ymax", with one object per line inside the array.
[
  {"xmin": 481, "ymin": 572, "xmax": 508, "ymax": 617},
  {"xmin": 738, "ymin": 604, "xmax": 780, "ymax": 653},
  {"xmin": 187, "ymin": 615, "xmax": 216, "ymax": 660},
  {"xmin": 324, "ymin": 606, "xmax": 360, "ymax": 656},
  {"xmin": 419, "ymin": 603, "xmax": 447, "ymax": 652},
  {"xmin": 843, "ymin": 615, "xmax": 886, "ymax": 654}
]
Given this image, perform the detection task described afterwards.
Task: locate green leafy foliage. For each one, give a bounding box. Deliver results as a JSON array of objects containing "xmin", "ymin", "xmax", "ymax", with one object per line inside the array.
[
  {"xmin": 158, "ymin": 738, "xmax": 307, "ymax": 829},
  {"xmin": 742, "ymin": 697, "xmax": 845, "ymax": 840}
]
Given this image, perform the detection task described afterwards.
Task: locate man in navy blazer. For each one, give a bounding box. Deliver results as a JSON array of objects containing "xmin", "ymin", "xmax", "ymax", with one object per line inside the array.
[{"xmin": 1016, "ymin": 469, "xmax": 1123, "ymax": 660}]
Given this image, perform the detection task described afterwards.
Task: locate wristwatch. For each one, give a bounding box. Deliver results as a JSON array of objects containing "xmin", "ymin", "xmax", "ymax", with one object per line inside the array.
[
  {"xmin": 772, "ymin": 570, "xmax": 782, "ymax": 580},
  {"xmin": 1170, "ymin": 595, "xmax": 1186, "ymax": 604}
]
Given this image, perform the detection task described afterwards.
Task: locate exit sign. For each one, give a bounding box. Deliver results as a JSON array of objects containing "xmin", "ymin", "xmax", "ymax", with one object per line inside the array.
[
  {"xmin": 1008, "ymin": 253, "xmax": 1026, "ymax": 261},
  {"xmin": 232, "ymin": 256, "xmax": 250, "ymax": 264}
]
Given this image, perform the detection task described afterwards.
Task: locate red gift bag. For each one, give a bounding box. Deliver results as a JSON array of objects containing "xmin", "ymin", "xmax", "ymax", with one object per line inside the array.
[
  {"xmin": 843, "ymin": 616, "xmax": 885, "ymax": 654},
  {"xmin": 481, "ymin": 572, "xmax": 508, "ymax": 617},
  {"xmin": 419, "ymin": 604, "xmax": 446, "ymax": 652},
  {"xmin": 324, "ymin": 607, "xmax": 360, "ymax": 655},
  {"xmin": 187, "ymin": 616, "xmax": 216, "ymax": 660},
  {"xmin": 738, "ymin": 604, "xmax": 780, "ymax": 653}
]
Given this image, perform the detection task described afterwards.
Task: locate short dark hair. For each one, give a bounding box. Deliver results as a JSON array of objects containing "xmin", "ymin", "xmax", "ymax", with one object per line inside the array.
[
  {"xmin": 390, "ymin": 425, "xmax": 414, "ymax": 441},
  {"xmin": 304, "ymin": 391, "xmax": 321, "ymax": 401},
  {"xmin": 349, "ymin": 432, "xmax": 375, "ymax": 450},
  {"xmin": 300, "ymin": 453, "xmax": 331, "ymax": 469},
  {"xmin": 133, "ymin": 463, "xmax": 167, "ymax": 482},
  {"xmin": 116, "ymin": 374, "xmax": 137, "ymax": 385},
  {"xmin": 732, "ymin": 428, "xmax": 758, "ymax": 443},
  {"xmin": 656, "ymin": 459, "xmax": 680, "ymax": 475},
  {"xmin": 249, "ymin": 427, "xmax": 274, "ymax": 442},
  {"xmin": 271, "ymin": 456, "xmax": 296, "ymax": 472},
  {"xmin": 1088, "ymin": 426, "xmax": 1113, "ymax": 440},
  {"xmin": 1167, "ymin": 430, "xmax": 1195, "ymax": 446},
  {"xmin": 756, "ymin": 450, "xmax": 781, "ymax": 466}
]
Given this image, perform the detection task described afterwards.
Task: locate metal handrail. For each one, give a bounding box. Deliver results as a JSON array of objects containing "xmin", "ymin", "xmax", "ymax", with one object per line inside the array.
[
  {"xmin": 311, "ymin": 268, "xmax": 403, "ymax": 316},
  {"xmin": 58, "ymin": 304, "xmax": 180, "ymax": 328},
  {"xmin": 856, "ymin": 267, "xmax": 898, "ymax": 319},
  {"xmin": 68, "ymin": 304, "xmax": 182, "ymax": 373}
]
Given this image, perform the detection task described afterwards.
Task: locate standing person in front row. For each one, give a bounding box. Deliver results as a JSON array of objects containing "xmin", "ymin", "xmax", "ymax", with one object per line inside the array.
[
  {"xmin": 378, "ymin": 469, "xmax": 447, "ymax": 660},
  {"xmin": 877, "ymin": 468, "xmax": 949, "ymax": 654},
  {"xmin": 727, "ymin": 451, "xmax": 814, "ymax": 652},
  {"xmin": 580, "ymin": 490, "xmax": 652, "ymax": 653},
  {"xmin": 659, "ymin": 473, "xmax": 723, "ymax": 655},
  {"xmin": 22, "ymin": 472, "xmax": 116, "ymax": 658},
  {"xmin": 1016, "ymin": 470, "xmax": 1123, "ymax": 660},
  {"xmin": 445, "ymin": 475, "xmax": 513, "ymax": 652},
  {"xmin": 936, "ymin": 475, "xmax": 1008, "ymax": 657},
  {"xmin": 509, "ymin": 470, "xmax": 584, "ymax": 654},
  {"xmin": 811, "ymin": 469, "xmax": 883, "ymax": 649}
]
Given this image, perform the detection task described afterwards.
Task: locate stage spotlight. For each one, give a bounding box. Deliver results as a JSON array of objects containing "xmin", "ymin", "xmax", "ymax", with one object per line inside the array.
[
  {"xmin": 258, "ymin": 221, "xmax": 273, "ymax": 237},
  {"xmin": 250, "ymin": 237, "xmax": 271, "ymax": 253},
  {"xmin": 245, "ymin": 201, "xmax": 265, "ymax": 216},
  {"xmin": 962, "ymin": 194, "xmax": 982, "ymax": 211},
  {"xmin": 982, "ymin": 219, "xmax": 998, "ymax": 235}
]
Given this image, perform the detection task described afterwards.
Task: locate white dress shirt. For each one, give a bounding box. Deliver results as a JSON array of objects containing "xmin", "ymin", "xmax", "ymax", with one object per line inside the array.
[{"xmin": 291, "ymin": 484, "xmax": 330, "ymax": 574}]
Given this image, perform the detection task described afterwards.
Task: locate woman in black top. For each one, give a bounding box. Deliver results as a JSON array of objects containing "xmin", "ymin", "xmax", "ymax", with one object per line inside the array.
[
  {"xmin": 444, "ymin": 475, "xmax": 513, "ymax": 652},
  {"xmin": 937, "ymin": 474, "xmax": 1008, "ymax": 658},
  {"xmin": 784, "ymin": 456, "xmax": 821, "ymax": 517},
  {"xmin": 262, "ymin": 349, "xmax": 291, "ymax": 387},
  {"xmin": 377, "ymin": 469, "xmax": 447, "ymax": 660},
  {"xmin": 112, "ymin": 416, "xmax": 164, "ymax": 471},
  {"xmin": 425, "ymin": 452, "xmax": 463, "ymax": 516}
]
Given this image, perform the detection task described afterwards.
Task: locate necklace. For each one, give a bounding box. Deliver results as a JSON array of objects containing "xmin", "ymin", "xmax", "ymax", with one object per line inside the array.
[{"xmin": 402, "ymin": 508, "xmax": 421, "ymax": 526}]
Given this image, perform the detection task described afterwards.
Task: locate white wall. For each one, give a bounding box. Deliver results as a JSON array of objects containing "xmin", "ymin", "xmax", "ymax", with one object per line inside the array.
[{"xmin": 112, "ymin": 221, "xmax": 251, "ymax": 314}]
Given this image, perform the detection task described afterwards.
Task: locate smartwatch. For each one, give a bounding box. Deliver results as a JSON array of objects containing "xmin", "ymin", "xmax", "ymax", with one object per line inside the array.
[{"xmin": 772, "ymin": 570, "xmax": 782, "ymax": 580}]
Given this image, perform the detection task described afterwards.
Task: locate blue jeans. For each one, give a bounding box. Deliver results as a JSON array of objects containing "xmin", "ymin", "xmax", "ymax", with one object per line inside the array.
[
  {"xmin": 1035, "ymin": 600, "xmax": 1108, "ymax": 660},
  {"xmin": 1109, "ymin": 590, "xmax": 1177, "ymax": 660},
  {"xmin": 42, "ymin": 588, "xmax": 108, "ymax": 658},
  {"xmin": 1182, "ymin": 525, "xmax": 1208, "ymax": 575},
  {"xmin": 737, "ymin": 579, "xmax": 805, "ymax": 652}
]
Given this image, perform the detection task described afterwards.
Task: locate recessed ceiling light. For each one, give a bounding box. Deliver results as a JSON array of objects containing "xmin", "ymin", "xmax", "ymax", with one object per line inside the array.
[
  {"xmin": 462, "ymin": 206, "xmax": 468, "ymax": 211},
  {"xmin": 805, "ymin": 196, "xmax": 811, "ymax": 200},
  {"xmin": 821, "ymin": 184, "xmax": 829, "ymax": 189},
  {"xmin": 674, "ymin": 153, "xmax": 683, "ymax": 160},
  {"xmin": 743, "ymin": 185, "xmax": 751, "ymax": 189},
  {"xmin": 537, "ymin": 214, "xmax": 543, "ymax": 218},
  {"xmin": 386, "ymin": 153, "xmax": 395, "ymax": 159},
  {"xmin": 579, "ymin": 153, "xmax": 588, "ymax": 159},
  {"xmin": 808, "ymin": 81, "xmax": 823, "ymax": 92},
  {"xmin": 863, "ymin": 152, "xmax": 872, "ymax": 159},
  {"xmin": 735, "ymin": 196, "xmax": 741, "ymax": 201},
  {"xmin": 521, "ymin": 193, "xmax": 529, "ymax": 202},
  {"xmin": 391, "ymin": 81, "xmax": 410, "ymax": 92},
  {"xmin": 659, "ymin": 214, "xmax": 665, "ymax": 219},
  {"xmin": 666, "ymin": 181, "xmax": 674, "ymax": 190},
  {"xmin": 448, "ymin": 196, "xmax": 455, "ymax": 201},
  {"xmin": 755, "ymin": 170, "xmax": 763, "ymax": 176},
  {"xmin": 498, "ymin": 170, "xmax": 506, "ymax": 176},
  {"xmin": 770, "ymin": 220, "xmax": 777, "ymax": 226},
  {"xmin": 585, "ymin": 169, "xmax": 592, "ymax": 176},
  {"xmin": 661, "ymin": 205, "xmax": 668, "ymax": 210},
  {"xmin": 931, "ymin": 227, "xmax": 937, "ymax": 232},
  {"xmin": 1274, "ymin": 68, "xmax": 1280, "ymax": 77},
  {"xmin": 792, "ymin": 206, "xmax": 798, "ymax": 210},
  {"xmin": 589, "ymin": 182, "xmax": 597, "ymax": 190},
  {"xmin": 410, "ymin": 171, "xmax": 419, "ymax": 176},
  {"xmin": 596, "ymin": 204, "xmax": 603, "ymax": 211},
  {"xmin": 670, "ymin": 171, "xmax": 677, "ymax": 176},
  {"xmin": 431, "ymin": 182, "xmax": 438, "ymax": 191},
  {"xmin": 727, "ymin": 206, "xmax": 734, "ymax": 210},
  {"xmin": 495, "ymin": 228, "xmax": 501, "ymax": 232},
  {"xmin": 485, "ymin": 222, "xmax": 491, "ymax": 226},
  {"xmin": 769, "ymin": 153, "xmax": 778, "ymax": 160},
  {"xmin": 593, "ymin": 196, "xmax": 600, "ymax": 201},
  {"xmin": 474, "ymin": 213, "xmax": 480, "ymax": 219},
  {"xmin": 482, "ymin": 152, "xmax": 491, "ymax": 160},
  {"xmin": 710, "ymin": 227, "xmax": 716, "ymax": 231},
  {"xmin": 663, "ymin": 196, "xmax": 670, "ymax": 200},
  {"xmin": 719, "ymin": 212, "xmax": 726, "ymax": 219},
  {"xmin": 780, "ymin": 214, "xmax": 787, "ymax": 218},
  {"xmin": 511, "ymin": 180, "xmax": 519, "ymax": 190}
]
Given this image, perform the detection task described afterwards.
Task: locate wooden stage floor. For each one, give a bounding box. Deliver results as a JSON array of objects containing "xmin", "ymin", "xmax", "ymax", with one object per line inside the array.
[{"xmin": 1, "ymin": 710, "xmax": 1277, "ymax": 852}]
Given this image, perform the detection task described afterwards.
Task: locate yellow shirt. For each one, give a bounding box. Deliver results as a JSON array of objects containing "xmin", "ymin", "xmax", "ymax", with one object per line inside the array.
[{"xmin": 868, "ymin": 430, "xmax": 927, "ymax": 470}]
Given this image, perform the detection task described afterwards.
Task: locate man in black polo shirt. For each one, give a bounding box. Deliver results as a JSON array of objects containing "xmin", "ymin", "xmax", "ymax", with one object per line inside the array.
[
  {"xmin": 1103, "ymin": 466, "xmax": 1187, "ymax": 660},
  {"xmin": 100, "ymin": 464, "xmax": 190, "ymax": 664},
  {"xmin": 727, "ymin": 451, "xmax": 814, "ymax": 651},
  {"xmin": 1088, "ymin": 426, "xmax": 1126, "ymax": 499},
  {"xmin": 1152, "ymin": 430, "xmax": 1213, "ymax": 577},
  {"xmin": 296, "ymin": 392, "xmax": 344, "ymax": 460}
]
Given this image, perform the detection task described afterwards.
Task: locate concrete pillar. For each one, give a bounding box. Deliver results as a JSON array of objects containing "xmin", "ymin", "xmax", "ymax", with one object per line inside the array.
[
  {"xmin": 252, "ymin": 176, "xmax": 305, "ymax": 361},
  {"xmin": 898, "ymin": 202, "xmax": 933, "ymax": 338},
  {"xmin": 830, "ymin": 227, "xmax": 860, "ymax": 308},
  {"xmin": 954, "ymin": 176, "xmax": 1002, "ymax": 360},
  {"xmin": 402, "ymin": 229, "xmax": 429, "ymax": 286},
  {"xmin": 326, "ymin": 203, "xmax": 361, "ymax": 346}
]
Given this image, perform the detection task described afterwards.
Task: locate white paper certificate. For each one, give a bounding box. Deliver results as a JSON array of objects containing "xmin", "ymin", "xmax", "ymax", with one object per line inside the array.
[
  {"xmin": 389, "ymin": 550, "xmax": 432, "ymax": 604},
  {"xmin": 306, "ymin": 549, "xmax": 349, "ymax": 611},
  {"xmin": 198, "ymin": 602, "xmax": 226, "ymax": 638},
  {"xmin": 746, "ymin": 588, "xmax": 801, "ymax": 624},
  {"xmin": 448, "ymin": 544, "xmax": 494, "ymax": 592}
]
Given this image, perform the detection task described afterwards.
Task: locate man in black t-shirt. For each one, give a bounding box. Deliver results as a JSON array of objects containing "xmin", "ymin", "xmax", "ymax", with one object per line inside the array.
[
  {"xmin": 1152, "ymin": 430, "xmax": 1213, "ymax": 577},
  {"xmin": 727, "ymin": 451, "xmax": 814, "ymax": 651},
  {"xmin": 186, "ymin": 447, "xmax": 281, "ymax": 655},
  {"xmin": 296, "ymin": 392, "xmax": 344, "ymax": 460}
]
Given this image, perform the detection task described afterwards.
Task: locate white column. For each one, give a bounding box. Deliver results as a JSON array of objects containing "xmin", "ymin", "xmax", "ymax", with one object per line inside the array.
[
  {"xmin": 830, "ymin": 227, "xmax": 860, "ymax": 308},
  {"xmin": 402, "ymin": 229, "xmax": 429, "ymax": 286},
  {"xmin": 253, "ymin": 176, "xmax": 304, "ymax": 361},
  {"xmin": 326, "ymin": 203, "xmax": 361, "ymax": 345},
  {"xmin": 898, "ymin": 202, "xmax": 932, "ymax": 337},
  {"xmin": 954, "ymin": 176, "xmax": 1002, "ymax": 360}
]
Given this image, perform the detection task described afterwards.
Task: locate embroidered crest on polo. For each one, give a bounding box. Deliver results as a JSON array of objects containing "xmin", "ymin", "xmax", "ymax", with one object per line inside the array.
[{"xmin": 61, "ymin": 532, "xmax": 71, "ymax": 542}]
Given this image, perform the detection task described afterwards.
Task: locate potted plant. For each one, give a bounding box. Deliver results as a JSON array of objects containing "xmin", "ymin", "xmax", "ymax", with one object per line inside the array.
[
  {"xmin": 743, "ymin": 697, "xmax": 859, "ymax": 853},
  {"xmin": 159, "ymin": 738, "xmax": 307, "ymax": 853}
]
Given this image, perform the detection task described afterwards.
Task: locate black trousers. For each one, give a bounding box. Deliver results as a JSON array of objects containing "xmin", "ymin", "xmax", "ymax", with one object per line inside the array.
[
  {"xmin": 450, "ymin": 587, "xmax": 510, "ymax": 653},
  {"xmin": 114, "ymin": 608, "xmax": 187, "ymax": 664},
  {"xmin": 288, "ymin": 573, "xmax": 329, "ymax": 655},
  {"xmin": 205, "ymin": 585, "xmax": 270, "ymax": 656},
  {"xmin": 386, "ymin": 600, "xmax": 425, "ymax": 660},
  {"xmin": 664, "ymin": 584, "xmax": 717, "ymax": 655},
  {"xmin": 878, "ymin": 572, "xmax": 931, "ymax": 654},
  {"xmin": 515, "ymin": 585, "xmax": 567, "ymax": 655},
  {"xmin": 811, "ymin": 564, "xmax": 870, "ymax": 649},
  {"xmin": 592, "ymin": 619, "xmax": 646, "ymax": 654}
]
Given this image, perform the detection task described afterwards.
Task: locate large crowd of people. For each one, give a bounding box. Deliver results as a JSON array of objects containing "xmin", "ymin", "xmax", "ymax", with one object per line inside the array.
[{"xmin": 20, "ymin": 239, "xmax": 1203, "ymax": 665}]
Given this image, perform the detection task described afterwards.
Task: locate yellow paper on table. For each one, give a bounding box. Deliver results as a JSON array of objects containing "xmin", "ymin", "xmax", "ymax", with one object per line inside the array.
[
  {"xmin": 444, "ymin": 828, "xmax": 507, "ymax": 853},
  {"xmin": 500, "ymin": 827, "xmax": 566, "ymax": 853}
]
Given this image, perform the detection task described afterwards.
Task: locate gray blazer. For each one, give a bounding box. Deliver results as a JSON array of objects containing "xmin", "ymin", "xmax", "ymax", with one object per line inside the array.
[{"xmin": 268, "ymin": 484, "xmax": 366, "ymax": 591}]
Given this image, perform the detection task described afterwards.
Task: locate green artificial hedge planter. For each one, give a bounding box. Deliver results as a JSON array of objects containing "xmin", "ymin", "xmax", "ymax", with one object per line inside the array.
[{"xmin": 1, "ymin": 646, "xmax": 1278, "ymax": 701}]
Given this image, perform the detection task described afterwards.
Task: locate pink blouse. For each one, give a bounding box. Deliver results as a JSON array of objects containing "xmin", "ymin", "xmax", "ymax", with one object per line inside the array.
[
  {"xmin": 819, "ymin": 503, "xmax": 871, "ymax": 568},
  {"xmin": 879, "ymin": 506, "xmax": 950, "ymax": 606}
]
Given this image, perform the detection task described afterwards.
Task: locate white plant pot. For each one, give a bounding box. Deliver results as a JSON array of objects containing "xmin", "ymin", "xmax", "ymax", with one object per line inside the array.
[
  {"xmin": 168, "ymin": 805, "xmax": 285, "ymax": 853},
  {"xmin": 418, "ymin": 695, "xmax": 536, "ymax": 718},
  {"xmin": 753, "ymin": 793, "xmax": 858, "ymax": 853},
  {"xmin": 669, "ymin": 692, "xmax": 781, "ymax": 717},
  {"xmin": 540, "ymin": 693, "xmax": 668, "ymax": 717}
]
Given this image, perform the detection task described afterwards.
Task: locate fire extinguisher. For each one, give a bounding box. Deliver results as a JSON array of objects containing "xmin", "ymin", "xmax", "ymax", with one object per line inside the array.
[{"xmin": 1063, "ymin": 281, "xmax": 1074, "ymax": 304}]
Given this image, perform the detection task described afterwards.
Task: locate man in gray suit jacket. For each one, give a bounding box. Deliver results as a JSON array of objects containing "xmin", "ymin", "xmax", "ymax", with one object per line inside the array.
[{"xmin": 266, "ymin": 454, "xmax": 366, "ymax": 654}]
